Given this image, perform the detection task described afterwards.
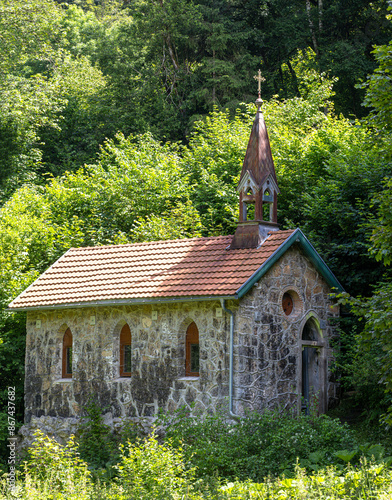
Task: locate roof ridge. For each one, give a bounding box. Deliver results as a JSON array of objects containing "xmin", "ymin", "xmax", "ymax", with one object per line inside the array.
[{"xmin": 68, "ymin": 234, "xmax": 234, "ymax": 252}]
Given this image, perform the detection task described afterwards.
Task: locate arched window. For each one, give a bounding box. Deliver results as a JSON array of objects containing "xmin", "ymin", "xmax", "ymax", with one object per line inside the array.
[
  {"xmin": 185, "ymin": 322, "xmax": 199, "ymax": 377},
  {"xmin": 120, "ymin": 324, "xmax": 132, "ymax": 377},
  {"xmin": 62, "ymin": 328, "xmax": 73, "ymax": 378},
  {"xmin": 302, "ymin": 318, "xmax": 320, "ymax": 341}
]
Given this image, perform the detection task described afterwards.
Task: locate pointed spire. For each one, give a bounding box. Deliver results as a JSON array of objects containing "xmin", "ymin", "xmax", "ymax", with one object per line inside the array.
[
  {"xmin": 229, "ymin": 71, "xmax": 280, "ymax": 250},
  {"xmin": 239, "ymin": 76, "xmax": 279, "ymax": 194}
]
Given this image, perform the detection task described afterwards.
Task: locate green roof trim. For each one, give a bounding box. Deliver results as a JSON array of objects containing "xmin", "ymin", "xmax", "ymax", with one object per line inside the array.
[{"xmin": 236, "ymin": 228, "xmax": 344, "ymax": 298}]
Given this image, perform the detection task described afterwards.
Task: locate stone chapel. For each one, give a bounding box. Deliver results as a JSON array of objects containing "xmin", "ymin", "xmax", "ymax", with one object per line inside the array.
[{"xmin": 9, "ymin": 89, "xmax": 343, "ymax": 438}]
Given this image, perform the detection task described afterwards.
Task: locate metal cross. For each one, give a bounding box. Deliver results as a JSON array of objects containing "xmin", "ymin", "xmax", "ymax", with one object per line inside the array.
[{"xmin": 253, "ymin": 69, "xmax": 265, "ymax": 94}]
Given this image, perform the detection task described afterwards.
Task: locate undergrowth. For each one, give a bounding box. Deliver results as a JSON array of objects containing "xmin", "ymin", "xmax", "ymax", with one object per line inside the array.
[
  {"xmin": 1, "ymin": 430, "xmax": 392, "ymax": 499},
  {"xmin": 1, "ymin": 406, "xmax": 392, "ymax": 499},
  {"xmin": 159, "ymin": 406, "xmax": 358, "ymax": 480}
]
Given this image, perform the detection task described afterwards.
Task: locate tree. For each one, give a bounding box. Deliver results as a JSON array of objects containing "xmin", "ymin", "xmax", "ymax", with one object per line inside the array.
[
  {"xmin": 359, "ymin": 35, "xmax": 392, "ymax": 132},
  {"xmin": 0, "ymin": 0, "xmax": 65, "ymax": 196},
  {"xmin": 334, "ymin": 28, "xmax": 392, "ymax": 420},
  {"xmin": 0, "ymin": 0, "xmax": 62, "ymax": 76},
  {"xmin": 183, "ymin": 108, "xmax": 251, "ymax": 235},
  {"xmin": 234, "ymin": 0, "xmax": 392, "ymax": 116},
  {"xmin": 38, "ymin": 54, "xmax": 110, "ymax": 176}
]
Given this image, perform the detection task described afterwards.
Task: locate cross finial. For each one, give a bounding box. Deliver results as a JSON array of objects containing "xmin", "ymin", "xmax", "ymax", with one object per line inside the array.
[{"xmin": 253, "ymin": 69, "xmax": 265, "ymax": 97}]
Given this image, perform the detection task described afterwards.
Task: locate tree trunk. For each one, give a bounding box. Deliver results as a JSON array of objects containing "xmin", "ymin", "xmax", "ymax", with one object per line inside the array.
[
  {"xmin": 212, "ymin": 49, "xmax": 216, "ymax": 104},
  {"xmin": 318, "ymin": 0, "xmax": 323, "ymax": 32},
  {"xmin": 165, "ymin": 34, "xmax": 179, "ymax": 71},
  {"xmin": 287, "ymin": 60, "xmax": 301, "ymax": 97},
  {"xmin": 305, "ymin": 0, "xmax": 319, "ymax": 57}
]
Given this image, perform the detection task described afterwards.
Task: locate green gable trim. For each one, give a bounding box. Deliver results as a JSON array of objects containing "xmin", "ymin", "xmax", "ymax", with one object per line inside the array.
[{"xmin": 236, "ymin": 228, "xmax": 344, "ymax": 299}]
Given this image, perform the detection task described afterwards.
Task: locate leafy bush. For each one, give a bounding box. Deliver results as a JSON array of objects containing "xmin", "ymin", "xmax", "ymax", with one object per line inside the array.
[
  {"xmin": 77, "ymin": 398, "xmax": 118, "ymax": 471},
  {"xmin": 21, "ymin": 430, "xmax": 93, "ymax": 497},
  {"xmin": 1, "ymin": 428, "xmax": 392, "ymax": 499},
  {"xmin": 160, "ymin": 407, "xmax": 357, "ymax": 480},
  {"xmin": 217, "ymin": 459, "xmax": 392, "ymax": 499},
  {"xmin": 114, "ymin": 432, "xmax": 197, "ymax": 499},
  {"xmin": 77, "ymin": 397, "xmax": 140, "ymax": 474}
]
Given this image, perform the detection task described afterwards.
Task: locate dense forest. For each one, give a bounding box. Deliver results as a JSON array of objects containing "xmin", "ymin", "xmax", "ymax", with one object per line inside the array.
[{"xmin": 2, "ymin": 0, "xmax": 392, "ymax": 461}]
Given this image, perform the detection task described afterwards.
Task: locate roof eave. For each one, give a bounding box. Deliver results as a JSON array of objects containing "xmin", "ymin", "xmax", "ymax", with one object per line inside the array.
[
  {"xmin": 236, "ymin": 228, "xmax": 344, "ymax": 298},
  {"xmin": 6, "ymin": 294, "xmax": 239, "ymax": 313},
  {"xmin": 7, "ymin": 247, "xmax": 74, "ymax": 310}
]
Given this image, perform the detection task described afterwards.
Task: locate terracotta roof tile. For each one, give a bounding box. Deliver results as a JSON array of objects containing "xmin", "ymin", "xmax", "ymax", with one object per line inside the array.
[{"xmin": 8, "ymin": 230, "xmax": 295, "ymax": 310}]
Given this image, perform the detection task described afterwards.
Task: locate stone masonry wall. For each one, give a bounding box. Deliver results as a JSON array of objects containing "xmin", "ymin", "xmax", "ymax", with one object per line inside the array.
[
  {"xmin": 24, "ymin": 300, "xmax": 230, "ymax": 426},
  {"xmin": 233, "ymin": 244, "xmax": 339, "ymax": 415},
  {"xmin": 22, "ymin": 244, "xmax": 339, "ymax": 440}
]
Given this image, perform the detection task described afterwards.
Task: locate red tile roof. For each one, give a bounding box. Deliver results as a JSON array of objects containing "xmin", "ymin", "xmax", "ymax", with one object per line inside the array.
[{"xmin": 8, "ymin": 230, "xmax": 295, "ymax": 310}]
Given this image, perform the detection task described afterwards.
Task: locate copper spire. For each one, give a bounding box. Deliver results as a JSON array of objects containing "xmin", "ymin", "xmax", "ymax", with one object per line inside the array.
[
  {"xmin": 239, "ymin": 70, "xmax": 278, "ymax": 192},
  {"xmin": 229, "ymin": 70, "xmax": 280, "ymax": 250}
]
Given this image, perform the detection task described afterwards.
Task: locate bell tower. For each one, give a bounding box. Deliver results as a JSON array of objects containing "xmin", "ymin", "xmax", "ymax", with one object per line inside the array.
[{"xmin": 229, "ymin": 71, "xmax": 280, "ymax": 250}]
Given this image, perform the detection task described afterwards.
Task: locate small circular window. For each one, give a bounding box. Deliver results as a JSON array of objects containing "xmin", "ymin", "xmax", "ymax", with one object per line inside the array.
[
  {"xmin": 281, "ymin": 289, "xmax": 303, "ymax": 320},
  {"xmin": 282, "ymin": 292, "xmax": 294, "ymax": 316}
]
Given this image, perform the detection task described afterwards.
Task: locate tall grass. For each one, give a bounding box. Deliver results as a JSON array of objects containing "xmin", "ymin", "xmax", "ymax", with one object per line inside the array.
[{"xmin": 1, "ymin": 430, "xmax": 392, "ymax": 499}]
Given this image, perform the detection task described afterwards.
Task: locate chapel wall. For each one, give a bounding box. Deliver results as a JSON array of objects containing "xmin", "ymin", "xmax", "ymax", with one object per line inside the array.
[
  {"xmin": 24, "ymin": 300, "xmax": 230, "ymax": 429},
  {"xmin": 233, "ymin": 245, "xmax": 339, "ymax": 415}
]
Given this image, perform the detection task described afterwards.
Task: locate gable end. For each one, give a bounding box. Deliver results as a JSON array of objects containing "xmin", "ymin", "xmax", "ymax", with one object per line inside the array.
[{"xmin": 236, "ymin": 229, "xmax": 344, "ymax": 298}]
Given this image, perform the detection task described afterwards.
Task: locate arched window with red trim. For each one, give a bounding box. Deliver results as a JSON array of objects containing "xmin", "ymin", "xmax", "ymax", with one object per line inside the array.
[
  {"xmin": 62, "ymin": 328, "xmax": 73, "ymax": 378},
  {"xmin": 185, "ymin": 322, "xmax": 199, "ymax": 377},
  {"xmin": 120, "ymin": 324, "xmax": 132, "ymax": 377}
]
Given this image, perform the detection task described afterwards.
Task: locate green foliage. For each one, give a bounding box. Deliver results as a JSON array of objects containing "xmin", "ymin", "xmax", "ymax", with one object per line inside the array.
[
  {"xmin": 129, "ymin": 200, "xmax": 203, "ymax": 242},
  {"xmin": 240, "ymin": 0, "xmax": 392, "ymax": 116},
  {"xmin": 23, "ymin": 430, "xmax": 93, "ymax": 497},
  {"xmin": 0, "ymin": 0, "xmax": 62, "ymax": 75},
  {"xmin": 77, "ymin": 397, "xmax": 141, "ymax": 474},
  {"xmin": 0, "ymin": 0, "xmax": 63, "ymax": 194},
  {"xmin": 38, "ymin": 53, "xmax": 110, "ymax": 176},
  {"xmin": 298, "ymin": 124, "xmax": 391, "ymax": 295},
  {"xmin": 184, "ymin": 108, "xmax": 251, "ymax": 235},
  {"xmin": 217, "ymin": 460, "xmax": 392, "ymax": 499},
  {"xmin": 160, "ymin": 407, "xmax": 356, "ymax": 481},
  {"xmin": 0, "ymin": 73, "xmax": 65, "ymax": 197},
  {"xmin": 0, "ymin": 315, "xmax": 25, "ymax": 465},
  {"xmin": 332, "ymin": 173, "xmax": 392, "ymax": 422},
  {"xmin": 0, "ymin": 1, "xmax": 114, "ymax": 193},
  {"xmin": 337, "ymin": 284, "xmax": 392, "ymax": 422},
  {"xmin": 369, "ymin": 178, "xmax": 392, "ymax": 267},
  {"xmin": 359, "ymin": 34, "xmax": 392, "ymax": 131},
  {"xmin": 77, "ymin": 398, "xmax": 118, "ymax": 471},
  {"xmin": 115, "ymin": 432, "xmax": 196, "ymax": 499},
  {"xmin": 2, "ymin": 459, "xmax": 392, "ymax": 499},
  {"xmin": 1, "ymin": 421, "xmax": 392, "ymax": 499}
]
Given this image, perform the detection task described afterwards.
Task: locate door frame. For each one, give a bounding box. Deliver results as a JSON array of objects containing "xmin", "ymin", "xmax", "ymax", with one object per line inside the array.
[{"xmin": 297, "ymin": 311, "xmax": 327, "ymax": 414}]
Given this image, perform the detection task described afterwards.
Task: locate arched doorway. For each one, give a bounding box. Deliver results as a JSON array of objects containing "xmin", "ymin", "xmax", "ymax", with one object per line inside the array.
[{"xmin": 300, "ymin": 316, "xmax": 326, "ymax": 415}]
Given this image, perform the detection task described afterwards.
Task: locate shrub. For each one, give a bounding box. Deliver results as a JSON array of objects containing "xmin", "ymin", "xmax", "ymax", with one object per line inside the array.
[
  {"xmin": 218, "ymin": 459, "xmax": 392, "ymax": 499},
  {"xmin": 161, "ymin": 407, "xmax": 357, "ymax": 480},
  {"xmin": 114, "ymin": 432, "xmax": 197, "ymax": 499},
  {"xmin": 77, "ymin": 397, "xmax": 140, "ymax": 474},
  {"xmin": 77, "ymin": 398, "xmax": 118, "ymax": 471},
  {"xmin": 22, "ymin": 430, "xmax": 93, "ymax": 497}
]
